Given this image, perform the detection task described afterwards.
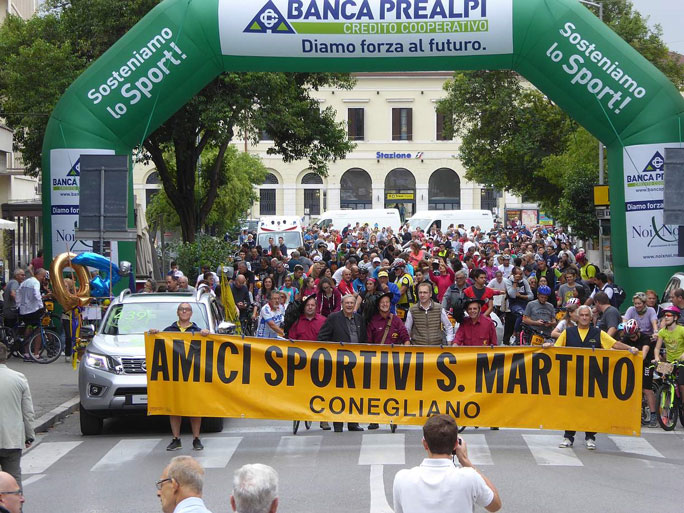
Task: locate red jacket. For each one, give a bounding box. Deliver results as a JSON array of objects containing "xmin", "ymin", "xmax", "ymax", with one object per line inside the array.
[
  {"xmin": 454, "ymin": 315, "xmax": 497, "ymax": 346},
  {"xmin": 288, "ymin": 314, "xmax": 327, "ymax": 341}
]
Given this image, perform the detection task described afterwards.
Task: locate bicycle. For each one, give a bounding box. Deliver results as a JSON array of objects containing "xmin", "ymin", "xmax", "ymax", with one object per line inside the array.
[
  {"xmin": 519, "ymin": 323, "xmax": 554, "ymax": 346},
  {"xmin": 641, "ymin": 364, "xmax": 662, "ymax": 425},
  {"xmin": 654, "ymin": 361, "xmax": 684, "ymax": 431},
  {"xmin": 292, "ymin": 420, "xmax": 312, "ymax": 435},
  {"xmin": 1, "ymin": 312, "xmax": 62, "ymax": 364}
]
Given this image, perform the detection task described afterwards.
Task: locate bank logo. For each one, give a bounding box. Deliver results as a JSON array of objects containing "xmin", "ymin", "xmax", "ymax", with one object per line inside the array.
[
  {"xmin": 244, "ymin": 1, "xmax": 295, "ymax": 34},
  {"xmin": 642, "ymin": 151, "xmax": 664, "ymax": 174},
  {"xmin": 66, "ymin": 158, "xmax": 80, "ymax": 177}
]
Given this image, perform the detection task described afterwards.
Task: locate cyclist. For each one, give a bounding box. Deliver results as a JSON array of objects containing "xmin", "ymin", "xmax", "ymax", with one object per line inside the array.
[
  {"xmin": 393, "ymin": 259, "xmax": 415, "ymax": 320},
  {"xmin": 622, "ymin": 319, "xmax": 658, "ymax": 427},
  {"xmin": 652, "ymin": 305, "xmax": 684, "ymax": 401},
  {"xmin": 522, "ymin": 285, "xmax": 556, "ymax": 339}
]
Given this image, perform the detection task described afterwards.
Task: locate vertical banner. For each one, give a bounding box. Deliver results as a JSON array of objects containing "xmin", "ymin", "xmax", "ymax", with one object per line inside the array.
[
  {"xmin": 145, "ymin": 334, "xmax": 642, "ymax": 436},
  {"xmin": 49, "ymin": 149, "xmax": 120, "ymax": 262},
  {"xmin": 623, "ymin": 143, "xmax": 684, "ymax": 267}
]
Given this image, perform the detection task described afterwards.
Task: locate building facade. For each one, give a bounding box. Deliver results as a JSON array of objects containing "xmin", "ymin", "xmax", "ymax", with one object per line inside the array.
[{"xmin": 248, "ymin": 72, "xmax": 503, "ymax": 221}]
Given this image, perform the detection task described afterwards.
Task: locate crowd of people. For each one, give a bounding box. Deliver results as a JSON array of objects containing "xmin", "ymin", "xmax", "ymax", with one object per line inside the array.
[{"xmin": 212, "ymin": 219, "xmax": 684, "ymax": 438}]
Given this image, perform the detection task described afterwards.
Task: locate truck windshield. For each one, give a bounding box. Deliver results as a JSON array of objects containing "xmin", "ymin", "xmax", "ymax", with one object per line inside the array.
[
  {"xmin": 257, "ymin": 231, "xmax": 303, "ymax": 249},
  {"xmin": 408, "ymin": 218, "xmax": 431, "ymax": 231},
  {"xmin": 101, "ymin": 302, "xmax": 209, "ymax": 335}
]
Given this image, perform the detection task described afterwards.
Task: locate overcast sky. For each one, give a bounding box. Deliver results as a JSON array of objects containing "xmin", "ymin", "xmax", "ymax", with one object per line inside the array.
[{"xmin": 625, "ymin": 0, "xmax": 684, "ymax": 54}]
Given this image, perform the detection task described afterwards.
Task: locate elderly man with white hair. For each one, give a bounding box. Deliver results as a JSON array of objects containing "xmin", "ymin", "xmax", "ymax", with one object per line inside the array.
[
  {"xmin": 156, "ymin": 456, "xmax": 211, "ymax": 513},
  {"xmin": 230, "ymin": 464, "xmax": 279, "ymax": 513}
]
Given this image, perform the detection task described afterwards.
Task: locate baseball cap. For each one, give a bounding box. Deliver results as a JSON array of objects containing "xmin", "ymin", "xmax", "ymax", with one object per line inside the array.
[
  {"xmin": 372, "ymin": 257, "xmax": 382, "ymax": 263},
  {"xmin": 378, "ymin": 271, "xmax": 389, "ymax": 278},
  {"xmin": 313, "ymin": 255, "xmax": 322, "ymax": 262}
]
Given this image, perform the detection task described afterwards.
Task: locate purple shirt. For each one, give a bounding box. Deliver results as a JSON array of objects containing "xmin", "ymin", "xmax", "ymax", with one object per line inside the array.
[{"xmin": 623, "ymin": 306, "xmax": 658, "ymax": 335}]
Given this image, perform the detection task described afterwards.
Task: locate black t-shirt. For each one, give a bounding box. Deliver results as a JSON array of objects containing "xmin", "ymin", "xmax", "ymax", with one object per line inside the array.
[{"xmin": 622, "ymin": 333, "xmax": 654, "ymax": 361}]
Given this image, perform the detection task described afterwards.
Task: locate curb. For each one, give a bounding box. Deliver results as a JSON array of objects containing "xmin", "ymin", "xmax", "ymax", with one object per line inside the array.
[{"xmin": 33, "ymin": 396, "xmax": 80, "ymax": 433}]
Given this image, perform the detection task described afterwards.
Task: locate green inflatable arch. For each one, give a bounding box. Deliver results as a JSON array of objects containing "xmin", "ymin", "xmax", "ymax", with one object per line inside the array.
[{"xmin": 43, "ymin": 0, "xmax": 684, "ymax": 295}]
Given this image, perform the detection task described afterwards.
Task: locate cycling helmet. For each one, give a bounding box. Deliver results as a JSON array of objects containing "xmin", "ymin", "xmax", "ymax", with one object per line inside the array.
[
  {"xmin": 632, "ymin": 292, "xmax": 647, "ymax": 302},
  {"xmin": 661, "ymin": 305, "xmax": 681, "ymax": 317},
  {"xmin": 575, "ymin": 250, "xmax": 586, "ymax": 263},
  {"xmin": 566, "ymin": 298, "xmax": 581, "ymax": 306},
  {"xmin": 391, "ymin": 258, "xmax": 406, "ymax": 269},
  {"xmin": 537, "ymin": 285, "xmax": 552, "ymax": 296},
  {"xmin": 623, "ymin": 318, "xmax": 640, "ymax": 335}
]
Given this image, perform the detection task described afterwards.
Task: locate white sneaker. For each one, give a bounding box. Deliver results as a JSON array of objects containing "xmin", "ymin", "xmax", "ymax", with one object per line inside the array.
[
  {"xmin": 585, "ymin": 439, "xmax": 596, "ymax": 450},
  {"xmin": 558, "ymin": 438, "xmax": 573, "ymax": 448}
]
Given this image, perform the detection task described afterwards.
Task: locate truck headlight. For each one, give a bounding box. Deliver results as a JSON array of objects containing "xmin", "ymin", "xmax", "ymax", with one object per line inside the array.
[{"xmin": 84, "ymin": 351, "xmax": 114, "ymax": 372}]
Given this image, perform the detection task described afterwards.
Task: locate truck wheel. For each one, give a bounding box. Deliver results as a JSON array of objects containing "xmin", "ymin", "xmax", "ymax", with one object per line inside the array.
[{"xmin": 79, "ymin": 403, "xmax": 104, "ymax": 435}]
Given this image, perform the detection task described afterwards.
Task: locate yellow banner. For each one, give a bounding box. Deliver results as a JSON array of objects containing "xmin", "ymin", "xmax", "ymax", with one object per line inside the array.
[
  {"xmin": 145, "ymin": 334, "xmax": 642, "ymax": 436},
  {"xmin": 386, "ymin": 193, "xmax": 414, "ymax": 200}
]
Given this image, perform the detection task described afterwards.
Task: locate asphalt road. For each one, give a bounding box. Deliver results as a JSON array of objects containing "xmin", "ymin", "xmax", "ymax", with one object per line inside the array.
[{"xmin": 20, "ymin": 413, "xmax": 684, "ymax": 513}]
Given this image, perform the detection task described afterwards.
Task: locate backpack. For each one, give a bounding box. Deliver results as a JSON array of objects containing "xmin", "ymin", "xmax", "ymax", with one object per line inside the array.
[
  {"xmin": 587, "ymin": 263, "xmax": 600, "ymax": 275},
  {"xmin": 611, "ymin": 284, "xmax": 626, "ymax": 309}
]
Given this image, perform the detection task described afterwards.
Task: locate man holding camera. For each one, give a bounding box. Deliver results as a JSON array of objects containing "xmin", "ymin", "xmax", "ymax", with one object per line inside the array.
[{"xmin": 393, "ymin": 414, "xmax": 501, "ymax": 513}]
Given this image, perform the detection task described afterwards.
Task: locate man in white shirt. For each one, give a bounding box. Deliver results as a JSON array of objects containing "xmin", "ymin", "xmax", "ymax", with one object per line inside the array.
[
  {"xmin": 157, "ymin": 456, "xmax": 212, "ymax": 513},
  {"xmin": 16, "ymin": 268, "xmax": 46, "ymax": 357},
  {"xmin": 230, "ymin": 464, "xmax": 279, "ymax": 513},
  {"xmin": 393, "ymin": 414, "xmax": 501, "ymax": 513}
]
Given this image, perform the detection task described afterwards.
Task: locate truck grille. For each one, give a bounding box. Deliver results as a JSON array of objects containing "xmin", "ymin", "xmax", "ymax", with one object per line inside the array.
[{"xmin": 120, "ymin": 357, "xmax": 146, "ymax": 374}]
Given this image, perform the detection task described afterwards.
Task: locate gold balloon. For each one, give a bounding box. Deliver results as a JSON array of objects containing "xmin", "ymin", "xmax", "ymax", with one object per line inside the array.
[{"xmin": 50, "ymin": 252, "xmax": 92, "ymax": 311}]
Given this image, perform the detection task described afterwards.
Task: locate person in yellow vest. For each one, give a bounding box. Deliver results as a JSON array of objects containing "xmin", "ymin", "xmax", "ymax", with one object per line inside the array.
[{"xmin": 392, "ymin": 259, "xmax": 415, "ymax": 320}]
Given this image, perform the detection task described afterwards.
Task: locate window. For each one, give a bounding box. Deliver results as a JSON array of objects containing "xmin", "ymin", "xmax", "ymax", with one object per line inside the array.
[
  {"xmin": 340, "ymin": 168, "xmax": 372, "ymax": 209},
  {"xmin": 392, "ymin": 108, "xmax": 412, "ymax": 141},
  {"xmin": 302, "ymin": 172, "xmax": 322, "ymax": 215},
  {"xmin": 480, "ymin": 188, "xmax": 497, "ymax": 212},
  {"xmin": 348, "ymin": 108, "xmax": 365, "ymax": 141},
  {"xmin": 259, "ymin": 129, "xmax": 272, "ymax": 141},
  {"xmin": 260, "ymin": 173, "xmax": 278, "ymax": 215},
  {"xmin": 428, "ymin": 168, "xmax": 461, "ymax": 210},
  {"xmin": 436, "ymin": 111, "xmax": 450, "ymax": 141},
  {"xmin": 301, "ymin": 172, "xmax": 323, "ymax": 184}
]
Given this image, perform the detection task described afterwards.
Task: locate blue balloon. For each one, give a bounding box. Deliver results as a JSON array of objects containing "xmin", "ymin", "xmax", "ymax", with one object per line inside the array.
[{"xmin": 72, "ymin": 252, "xmax": 121, "ymax": 298}]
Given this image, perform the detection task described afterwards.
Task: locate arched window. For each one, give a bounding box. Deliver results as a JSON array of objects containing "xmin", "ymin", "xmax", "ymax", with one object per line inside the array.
[
  {"xmin": 144, "ymin": 171, "xmax": 161, "ymax": 209},
  {"xmin": 260, "ymin": 173, "xmax": 279, "ymax": 215},
  {"xmin": 340, "ymin": 168, "xmax": 372, "ymax": 209},
  {"xmin": 428, "ymin": 168, "xmax": 461, "ymax": 210},
  {"xmin": 385, "ymin": 168, "xmax": 415, "ymax": 218},
  {"xmin": 301, "ymin": 172, "xmax": 323, "ymax": 215},
  {"xmin": 301, "ymin": 172, "xmax": 323, "ymax": 184}
]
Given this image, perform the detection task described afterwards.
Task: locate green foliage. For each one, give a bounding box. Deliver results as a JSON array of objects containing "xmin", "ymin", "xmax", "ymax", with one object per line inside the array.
[
  {"xmin": 437, "ymin": 0, "xmax": 684, "ymax": 239},
  {"xmin": 170, "ymin": 234, "xmax": 237, "ymax": 284},
  {"xmin": 0, "ymin": 0, "xmax": 354, "ymax": 241},
  {"xmin": 146, "ymin": 145, "xmax": 267, "ymax": 234}
]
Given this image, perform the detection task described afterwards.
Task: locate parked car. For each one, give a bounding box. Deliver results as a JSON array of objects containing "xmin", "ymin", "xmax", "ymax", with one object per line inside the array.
[
  {"xmin": 78, "ymin": 286, "xmax": 233, "ymax": 435},
  {"xmin": 660, "ymin": 271, "xmax": 684, "ymax": 309}
]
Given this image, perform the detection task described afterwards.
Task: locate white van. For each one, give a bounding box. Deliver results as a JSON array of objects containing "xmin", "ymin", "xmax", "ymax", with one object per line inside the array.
[
  {"xmin": 256, "ymin": 216, "xmax": 304, "ymax": 250},
  {"xmin": 312, "ymin": 209, "xmax": 402, "ymax": 232},
  {"xmin": 407, "ymin": 210, "xmax": 495, "ymax": 233}
]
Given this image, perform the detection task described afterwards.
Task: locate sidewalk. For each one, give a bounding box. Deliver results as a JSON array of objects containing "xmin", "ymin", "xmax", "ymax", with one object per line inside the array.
[{"xmin": 6, "ymin": 357, "xmax": 80, "ymax": 433}]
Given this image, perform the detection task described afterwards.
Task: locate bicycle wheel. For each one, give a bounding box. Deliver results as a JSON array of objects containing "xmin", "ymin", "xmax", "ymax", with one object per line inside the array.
[
  {"xmin": 304, "ymin": 421, "xmax": 312, "ymax": 430},
  {"xmin": 293, "ymin": 420, "xmax": 300, "ymax": 435},
  {"xmin": 656, "ymin": 384, "xmax": 678, "ymax": 431},
  {"xmin": 29, "ymin": 330, "xmax": 61, "ymax": 364}
]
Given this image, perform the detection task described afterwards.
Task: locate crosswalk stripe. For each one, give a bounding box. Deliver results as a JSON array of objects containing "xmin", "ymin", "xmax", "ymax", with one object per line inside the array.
[
  {"xmin": 22, "ymin": 474, "xmax": 45, "ymax": 487},
  {"xmin": 359, "ymin": 434, "xmax": 405, "ymax": 465},
  {"xmin": 522, "ymin": 435, "xmax": 583, "ymax": 466},
  {"xmin": 608, "ymin": 436, "xmax": 664, "ymax": 458},
  {"xmin": 194, "ymin": 437, "xmax": 242, "ymax": 469},
  {"xmin": 462, "ymin": 434, "xmax": 493, "ymax": 465},
  {"xmin": 369, "ymin": 464, "xmax": 394, "ymax": 513},
  {"xmin": 273, "ymin": 435, "xmax": 323, "ymax": 465},
  {"xmin": 91, "ymin": 439, "xmax": 160, "ymax": 472},
  {"xmin": 22, "ymin": 441, "xmax": 82, "ymax": 474}
]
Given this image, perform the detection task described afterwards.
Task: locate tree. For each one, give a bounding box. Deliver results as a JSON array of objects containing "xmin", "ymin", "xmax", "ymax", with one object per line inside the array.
[
  {"xmin": 437, "ymin": 0, "xmax": 684, "ymax": 237},
  {"xmin": 0, "ymin": 0, "xmax": 355, "ymax": 242},
  {"xmin": 146, "ymin": 145, "xmax": 267, "ymax": 236}
]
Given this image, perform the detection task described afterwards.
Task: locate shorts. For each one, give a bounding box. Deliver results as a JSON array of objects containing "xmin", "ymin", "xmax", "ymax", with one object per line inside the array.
[
  {"xmin": 19, "ymin": 310, "xmax": 42, "ymax": 328},
  {"xmin": 643, "ymin": 366, "xmax": 654, "ymax": 390},
  {"xmin": 678, "ymin": 369, "xmax": 684, "ymax": 386}
]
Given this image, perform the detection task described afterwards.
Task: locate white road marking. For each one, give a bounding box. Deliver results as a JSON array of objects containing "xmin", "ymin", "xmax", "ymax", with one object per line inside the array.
[
  {"xmin": 369, "ymin": 464, "xmax": 394, "ymax": 513},
  {"xmin": 194, "ymin": 437, "xmax": 242, "ymax": 469},
  {"xmin": 522, "ymin": 435, "xmax": 583, "ymax": 466},
  {"xmin": 359, "ymin": 434, "xmax": 405, "ymax": 465},
  {"xmin": 22, "ymin": 474, "xmax": 45, "ymax": 487},
  {"xmin": 91, "ymin": 439, "xmax": 160, "ymax": 472},
  {"xmin": 22, "ymin": 441, "xmax": 82, "ymax": 474},
  {"xmin": 273, "ymin": 435, "xmax": 323, "ymax": 465},
  {"xmin": 609, "ymin": 436, "xmax": 664, "ymax": 458},
  {"xmin": 462, "ymin": 434, "xmax": 493, "ymax": 465}
]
